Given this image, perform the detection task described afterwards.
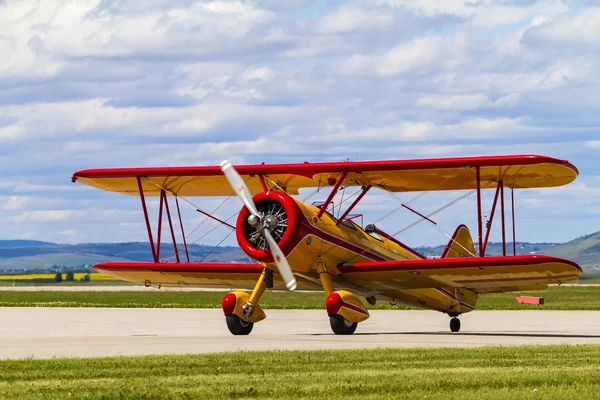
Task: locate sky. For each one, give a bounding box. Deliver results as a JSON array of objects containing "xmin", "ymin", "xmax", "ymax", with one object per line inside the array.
[{"xmin": 1, "ymin": 0, "xmax": 599, "ymax": 251}]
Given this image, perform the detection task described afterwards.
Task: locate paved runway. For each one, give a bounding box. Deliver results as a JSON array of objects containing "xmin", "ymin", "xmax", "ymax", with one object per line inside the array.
[{"xmin": 1, "ymin": 308, "xmax": 599, "ymax": 360}]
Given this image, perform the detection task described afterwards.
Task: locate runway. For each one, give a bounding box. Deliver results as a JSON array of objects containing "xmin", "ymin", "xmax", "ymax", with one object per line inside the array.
[{"xmin": 1, "ymin": 308, "xmax": 599, "ymax": 360}]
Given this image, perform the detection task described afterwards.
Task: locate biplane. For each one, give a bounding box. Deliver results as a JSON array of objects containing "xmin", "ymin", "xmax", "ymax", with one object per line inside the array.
[{"xmin": 72, "ymin": 155, "xmax": 582, "ymax": 335}]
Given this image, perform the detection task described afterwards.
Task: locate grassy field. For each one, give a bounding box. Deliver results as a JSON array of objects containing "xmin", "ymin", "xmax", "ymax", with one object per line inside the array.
[
  {"xmin": 0, "ymin": 285, "xmax": 599, "ymax": 310},
  {"xmin": 574, "ymin": 274, "xmax": 600, "ymax": 284},
  {"xmin": 0, "ymin": 345, "xmax": 599, "ymax": 399}
]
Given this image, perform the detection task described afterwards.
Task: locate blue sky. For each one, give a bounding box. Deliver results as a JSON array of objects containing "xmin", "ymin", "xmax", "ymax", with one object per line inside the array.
[{"xmin": 0, "ymin": 0, "xmax": 599, "ymax": 250}]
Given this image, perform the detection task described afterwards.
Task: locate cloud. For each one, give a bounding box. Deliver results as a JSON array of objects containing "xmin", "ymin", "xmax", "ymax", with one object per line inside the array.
[
  {"xmin": 339, "ymin": 34, "xmax": 468, "ymax": 76},
  {"xmin": 317, "ymin": 5, "xmax": 395, "ymax": 34},
  {"xmin": 523, "ymin": 7, "xmax": 600, "ymax": 48},
  {"xmin": 378, "ymin": 0, "xmax": 568, "ymax": 27},
  {"xmin": 585, "ymin": 141, "xmax": 600, "ymax": 149},
  {"xmin": 0, "ymin": 0, "xmax": 275, "ymax": 81},
  {"xmin": 304, "ymin": 117, "xmax": 528, "ymax": 143},
  {"xmin": 0, "ymin": 196, "xmax": 28, "ymax": 211}
]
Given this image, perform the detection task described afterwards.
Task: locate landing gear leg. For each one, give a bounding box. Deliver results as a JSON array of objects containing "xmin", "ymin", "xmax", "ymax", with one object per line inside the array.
[
  {"xmin": 243, "ymin": 268, "xmax": 268, "ymax": 319},
  {"xmin": 450, "ymin": 317, "xmax": 461, "ymax": 333},
  {"xmin": 224, "ymin": 268, "xmax": 269, "ymax": 336},
  {"xmin": 317, "ymin": 262, "xmax": 363, "ymax": 335}
]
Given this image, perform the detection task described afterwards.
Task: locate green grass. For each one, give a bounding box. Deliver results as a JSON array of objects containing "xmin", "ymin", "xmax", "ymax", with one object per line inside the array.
[
  {"xmin": 0, "ymin": 285, "xmax": 599, "ymax": 310},
  {"xmin": 477, "ymin": 286, "xmax": 600, "ymax": 310},
  {"xmin": 574, "ymin": 274, "xmax": 600, "ymax": 284},
  {"xmin": 0, "ymin": 346, "xmax": 599, "ymax": 399}
]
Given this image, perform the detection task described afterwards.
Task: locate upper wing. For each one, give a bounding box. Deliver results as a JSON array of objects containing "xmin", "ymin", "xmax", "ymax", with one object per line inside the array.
[
  {"xmin": 93, "ymin": 262, "xmax": 323, "ymax": 291},
  {"xmin": 336, "ymin": 255, "xmax": 581, "ymax": 294},
  {"xmin": 72, "ymin": 154, "xmax": 578, "ymax": 197}
]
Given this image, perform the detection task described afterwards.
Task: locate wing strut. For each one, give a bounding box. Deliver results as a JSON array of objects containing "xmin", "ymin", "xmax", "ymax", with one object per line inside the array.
[
  {"xmin": 317, "ymin": 171, "xmax": 348, "ymax": 218},
  {"xmin": 481, "ymin": 181, "xmax": 502, "ymax": 256},
  {"xmin": 476, "ymin": 167, "xmax": 483, "ymax": 257},
  {"xmin": 512, "ymin": 188, "xmax": 517, "ymax": 256},
  {"xmin": 336, "ymin": 185, "xmax": 371, "ymax": 225},
  {"xmin": 137, "ymin": 176, "xmax": 158, "ymax": 263},
  {"xmin": 175, "ymin": 197, "xmax": 190, "ymax": 262}
]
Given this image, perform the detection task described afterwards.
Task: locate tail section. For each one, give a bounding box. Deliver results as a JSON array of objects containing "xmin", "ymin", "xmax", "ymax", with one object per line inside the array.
[{"xmin": 441, "ymin": 225, "xmax": 476, "ymax": 258}]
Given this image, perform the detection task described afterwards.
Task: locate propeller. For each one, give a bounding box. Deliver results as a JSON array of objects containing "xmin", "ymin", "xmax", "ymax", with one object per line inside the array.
[{"xmin": 221, "ymin": 160, "xmax": 297, "ymax": 291}]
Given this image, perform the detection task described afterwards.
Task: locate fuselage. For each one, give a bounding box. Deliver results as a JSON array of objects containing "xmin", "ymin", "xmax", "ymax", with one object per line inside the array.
[{"xmin": 236, "ymin": 191, "xmax": 478, "ymax": 314}]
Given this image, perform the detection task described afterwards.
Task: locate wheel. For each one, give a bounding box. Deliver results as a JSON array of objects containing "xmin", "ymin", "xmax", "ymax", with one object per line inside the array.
[
  {"xmin": 225, "ymin": 314, "xmax": 254, "ymax": 335},
  {"xmin": 329, "ymin": 315, "xmax": 358, "ymax": 335},
  {"xmin": 450, "ymin": 317, "xmax": 461, "ymax": 333}
]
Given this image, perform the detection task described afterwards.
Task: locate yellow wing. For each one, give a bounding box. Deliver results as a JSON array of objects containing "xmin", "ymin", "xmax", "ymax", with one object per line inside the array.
[
  {"xmin": 336, "ymin": 255, "xmax": 581, "ymax": 294},
  {"xmin": 72, "ymin": 154, "xmax": 578, "ymax": 197}
]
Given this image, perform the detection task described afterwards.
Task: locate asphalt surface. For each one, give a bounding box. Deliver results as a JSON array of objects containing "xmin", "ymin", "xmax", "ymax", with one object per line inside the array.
[{"xmin": 1, "ymin": 308, "xmax": 599, "ymax": 360}]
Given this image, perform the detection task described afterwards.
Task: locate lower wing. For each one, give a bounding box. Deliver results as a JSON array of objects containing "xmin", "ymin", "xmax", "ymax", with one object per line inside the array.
[
  {"xmin": 337, "ymin": 255, "xmax": 581, "ymax": 293},
  {"xmin": 94, "ymin": 262, "xmax": 323, "ymax": 291}
]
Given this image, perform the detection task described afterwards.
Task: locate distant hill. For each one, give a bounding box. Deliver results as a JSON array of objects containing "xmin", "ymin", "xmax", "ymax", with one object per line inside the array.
[
  {"xmin": 0, "ymin": 242, "xmax": 250, "ymax": 271},
  {"xmin": 544, "ymin": 232, "xmax": 600, "ymax": 274},
  {"xmin": 0, "ymin": 233, "xmax": 598, "ymax": 273},
  {"xmin": 414, "ymin": 242, "xmax": 559, "ymax": 258},
  {"xmin": 0, "ymin": 240, "xmax": 57, "ymax": 248}
]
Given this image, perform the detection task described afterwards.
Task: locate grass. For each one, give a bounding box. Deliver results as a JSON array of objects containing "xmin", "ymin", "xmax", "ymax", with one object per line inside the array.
[
  {"xmin": 476, "ymin": 286, "xmax": 600, "ymax": 310},
  {"xmin": 0, "ymin": 285, "xmax": 599, "ymax": 310},
  {"xmin": 573, "ymin": 274, "xmax": 600, "ymax": 284},
  {"xmin": 0, "ymin": 345, "xmax": 599, "ymax": 399}
]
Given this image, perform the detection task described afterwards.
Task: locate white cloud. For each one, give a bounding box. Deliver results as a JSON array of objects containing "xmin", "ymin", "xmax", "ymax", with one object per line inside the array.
[
  {"xmin": 0, "ymin": 98, "xmax": 304, "ymax": 141},
  {"xmin": 585, "ymin": 141, "xmax": 600, "ymax": 149},
  {"xmin": 416, "ymin": 93, "xmax": 522, "ymax": 110},
  {"xmin": 14, "ymin": 210, "xmax": 86, "ymax": 222},
  {"xmin": 378, "ymin": 0, "xmax": 568, "ymax": 27},
  {"xmin": 376, "ymin": 0, "xmax": 481, "ymax": 18},
  {"xmin": 417, "ymin": 94, "xmax": 492, "ymax": 110},
  {"xmin": 311, "ymin": 117, "xmax": 527, "ymax": 143},
  {"xmin": 0, "ymin": 196, "xmax": 28, "ymax": 211},
  {"xmin": 317, "ymin": 5, "xmax": 395, "ymax": 34},
  {"xmin": 339, "ymin": 34, "xmax": 468, "ymax": 76},
  {"xmin": 0, "ymin": 0, "xmax": 273, "ymax": 79},
  {"xmin": 524, "ymin": 7, "xmax": 600, "ymax": 47}
]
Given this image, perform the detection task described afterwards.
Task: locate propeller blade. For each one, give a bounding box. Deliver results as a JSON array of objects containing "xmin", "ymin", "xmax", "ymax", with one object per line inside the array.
[
  {"xmin": 221, "ymin": 159, "xmax": 296, "ymax": 291},
  {"xmin": 263, "ymin": 228, "xmax": 297, "ymax": 291},
  {"xmin": 220, "ymin": 160, "xmax": 259, "ymax": 216}
]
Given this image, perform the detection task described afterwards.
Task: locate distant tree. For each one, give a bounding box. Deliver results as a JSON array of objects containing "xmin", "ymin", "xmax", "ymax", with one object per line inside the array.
[
  {"xmin": 65, "ymin": 271, "xmax": 75, "ymax": 281},
  {"xmin": 80, "ymin": 274, "xmax": 91, "ymax": 282},
  {"xmin": 54, "ymin": 273, "xmax": 63, "ymax": 283}
]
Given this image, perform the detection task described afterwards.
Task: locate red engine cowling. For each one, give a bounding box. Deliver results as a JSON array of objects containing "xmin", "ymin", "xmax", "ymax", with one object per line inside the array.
[{"xmin": 235, "ymin": 191, "xmax": 304, "ymax": 263}]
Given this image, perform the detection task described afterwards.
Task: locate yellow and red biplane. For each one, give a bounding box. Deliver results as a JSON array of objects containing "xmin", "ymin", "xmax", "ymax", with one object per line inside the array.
[{"xmin": 72, "ymin": 155, "xmax": 581, "ymax": 335}]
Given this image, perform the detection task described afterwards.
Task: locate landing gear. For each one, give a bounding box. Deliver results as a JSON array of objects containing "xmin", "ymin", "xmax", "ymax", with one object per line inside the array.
[
  {"xmin": 225, "ymin": 314, "xmax": 254, "ymax": 335},
  {"xmin": 450, "ymin": 317, "xmax": 461, "ymax": 333},
  {"xmin": 329, "ymin": 314, "xmax": 358, "ymax": 335},
  {"xmin": 222, "ymin": 268, "xmax": 270, "ymax": 336}
]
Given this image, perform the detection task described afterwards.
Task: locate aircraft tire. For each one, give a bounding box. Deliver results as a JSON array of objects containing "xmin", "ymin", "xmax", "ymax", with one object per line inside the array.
[
  {"xmin": 329, "ymin": 315, "xmax": 358, "ymax": 335},
  {"xmin": 450, "ymin": 317, "xmax": 461, "ymax": 333},
  {"xmin": 225, "ymin": 314, "xmax": 254, "ymax": 335}
]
